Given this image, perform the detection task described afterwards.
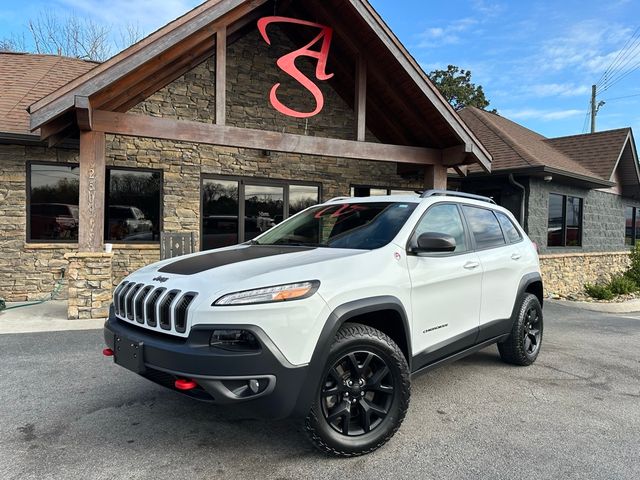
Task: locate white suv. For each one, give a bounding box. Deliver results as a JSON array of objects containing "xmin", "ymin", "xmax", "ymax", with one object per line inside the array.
[{"xmin": 103, "ymin": 190, "xmax": 543, "ymax": 456}]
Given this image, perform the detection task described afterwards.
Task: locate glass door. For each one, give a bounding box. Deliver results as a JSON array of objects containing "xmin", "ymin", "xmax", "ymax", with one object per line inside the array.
[{"xmin": 243, "ymin": 184, "xmax": 284, "ymax": 241}]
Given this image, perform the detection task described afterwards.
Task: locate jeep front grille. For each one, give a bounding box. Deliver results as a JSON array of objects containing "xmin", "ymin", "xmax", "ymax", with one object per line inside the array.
[{"xmin": 113, "ymin": 282, "xmax": 197, "ymax": 336}]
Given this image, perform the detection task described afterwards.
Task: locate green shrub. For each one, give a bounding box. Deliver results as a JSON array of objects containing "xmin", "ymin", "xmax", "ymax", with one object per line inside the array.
[
  {"xmin": 626, "ymin": 242, "xmax": 640, "ymax": 285},
  {"xmin": 608, "ymin": 274, "xmax": 638, "ymax": 295},
  {"xmin": 584, "ymin": 283, "xmax": 614, "ymax": 300}
]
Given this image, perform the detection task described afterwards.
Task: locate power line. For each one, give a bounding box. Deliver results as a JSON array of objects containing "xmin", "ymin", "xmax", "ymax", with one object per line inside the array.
[
  {"xmin": 601, "ymin": 57, "xmax": 640, "ymax": 92},
  {"xmin": 603, "ymin": 92, "xmax": 640, "ymax": 102},
  {"xmin": 596, "ymin": 27, "xmax": 640, "ymax": 88}
]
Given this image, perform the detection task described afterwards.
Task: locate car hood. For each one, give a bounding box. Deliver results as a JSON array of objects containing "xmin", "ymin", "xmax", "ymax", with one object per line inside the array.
[{"xmin": 125, "ymin": 244, "xmax": 368, "ymax": 300}]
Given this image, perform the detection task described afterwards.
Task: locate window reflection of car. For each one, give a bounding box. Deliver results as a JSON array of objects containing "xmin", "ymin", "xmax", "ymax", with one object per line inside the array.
[
  {"xmin": 30, "ymin": 203, "xmax": 79, "ymax": 239},
  {"xmin": 108, "ymin": 205, "xmax": 153, "ymax": 241}
]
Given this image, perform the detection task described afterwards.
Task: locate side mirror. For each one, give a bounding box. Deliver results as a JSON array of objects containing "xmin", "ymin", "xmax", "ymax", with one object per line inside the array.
[{"xmin": 414, "ymin": 232, "xmax": 456, "ymax": 253}]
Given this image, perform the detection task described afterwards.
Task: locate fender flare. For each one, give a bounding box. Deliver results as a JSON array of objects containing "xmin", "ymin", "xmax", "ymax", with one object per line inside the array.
[
  {"xmin": 509, "ymin": 272, "xmax": 544, "ymax": 323},
  {"xmin": 292, "ymin": 295, "xmax": 411, "ymax": 417}
]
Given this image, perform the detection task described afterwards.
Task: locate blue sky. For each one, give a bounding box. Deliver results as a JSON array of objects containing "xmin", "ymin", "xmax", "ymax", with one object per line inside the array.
[{"xmin": 1, "ymin": 0, "xmax": 639, "ymax": 138}]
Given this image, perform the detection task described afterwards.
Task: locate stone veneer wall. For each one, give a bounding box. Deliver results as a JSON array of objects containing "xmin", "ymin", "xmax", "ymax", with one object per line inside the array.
[
  {"xmin": 65, "ymin": 252, "xmax": 113, "ymax": 319},
  {"xmin": 539, "ymin": 251, "xmax": 630, "ymax": 297}
]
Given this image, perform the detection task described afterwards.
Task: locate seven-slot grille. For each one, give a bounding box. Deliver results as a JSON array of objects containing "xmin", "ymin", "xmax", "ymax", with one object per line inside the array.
[{"xmin": 113, "ymin": 281, "xmax": 197, "ymax": 335}]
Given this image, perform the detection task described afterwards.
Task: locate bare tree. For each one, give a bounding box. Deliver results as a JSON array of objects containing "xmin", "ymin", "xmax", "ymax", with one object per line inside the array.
[
  {"xmin": 0, "ymin": 33, "xmax": 27, "ymax": 53},
  {"xmin": 28, "ymin": 10, "xmax": 113, "ymax": 61},
  {"xmin": 0, "ymin": 10, "xmax": 145, "ymax": 61}
]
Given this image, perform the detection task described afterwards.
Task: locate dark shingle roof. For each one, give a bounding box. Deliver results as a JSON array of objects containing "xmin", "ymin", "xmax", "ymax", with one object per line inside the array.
[
  {"xmin": 545, "ymin": 128, "xmax": 631, "ymax": 181},
  {"xmin": 458, "ymin": 106, "xmax": 603, "ymax": 180},
  {"xmin": 0, "ymin": 52, "xmax": 97, "ymax": 135}
]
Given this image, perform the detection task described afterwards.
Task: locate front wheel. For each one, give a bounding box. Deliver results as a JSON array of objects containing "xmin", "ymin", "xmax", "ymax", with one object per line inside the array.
[
  {"xmin": 304, "ymin": 323, "xmax": 410, "ymax": 457},
  {"xmin": 498, "ymin": 293, "xmax": 543, "ymax": 366}
]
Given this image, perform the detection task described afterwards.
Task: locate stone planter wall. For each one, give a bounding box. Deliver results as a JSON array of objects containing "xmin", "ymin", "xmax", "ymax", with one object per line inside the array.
[
  {"xmin": 64, "ymin": 252, "xmax": 113, "ymax": 319},
  {"xmin": 539, "ymin": 251, "xmax": 630, "ymax": 297}
]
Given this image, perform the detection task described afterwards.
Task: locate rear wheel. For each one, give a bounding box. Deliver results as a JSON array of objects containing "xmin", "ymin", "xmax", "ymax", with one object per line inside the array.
[
  {"xmin": 498, "ymin": 293, "xmax": 543, "ymax": 366},
  {"xmin": 304, "ymin": 323, "xmax": 410, "ymax": 457}
]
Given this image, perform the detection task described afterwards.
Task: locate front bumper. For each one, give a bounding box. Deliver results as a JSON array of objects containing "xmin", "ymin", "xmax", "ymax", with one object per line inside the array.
[{"xmin": 103, "ymin": 311, "xmax": 309, "ymax": 419}]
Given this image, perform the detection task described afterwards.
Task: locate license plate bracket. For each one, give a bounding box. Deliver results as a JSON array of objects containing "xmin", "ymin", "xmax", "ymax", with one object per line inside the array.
[{"xmin": 114, "ymin": 334, "xmax": 145, "ymax": 374}]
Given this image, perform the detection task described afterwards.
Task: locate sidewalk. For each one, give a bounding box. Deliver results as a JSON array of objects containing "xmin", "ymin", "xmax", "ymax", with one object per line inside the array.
[
  {"xmin": 0, "ymin": 300, "xmax": 104, "ymax": 334},
  {"xmin": 547, "ymin": 298, "xmax": 640, "ymax": 314}
]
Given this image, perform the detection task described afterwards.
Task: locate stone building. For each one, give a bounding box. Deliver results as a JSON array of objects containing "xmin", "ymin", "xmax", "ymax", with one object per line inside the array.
[
  {"xmin": 458, "ymin": 107, "xmax": 640, "ymax": 296},
  {"xmin": 1, "ymin": 0, "xmax": 492, "ymax": 319}
]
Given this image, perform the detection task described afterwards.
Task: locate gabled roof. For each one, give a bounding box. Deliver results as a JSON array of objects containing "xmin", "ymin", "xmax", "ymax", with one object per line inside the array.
[
  {"xmin": 0, "ymin": 53, "xmax": 97, "ymax": 136},
  {"xmin": 545, "ymin": 128, "xmax": 632, "ymax": 181},
  {"xmin": 458, "ymin": 106, "xmax": 635, "ymax": 188},
  {"xmin": 27, "ymin": 0, "xmax": 491, "ymax": 170}
]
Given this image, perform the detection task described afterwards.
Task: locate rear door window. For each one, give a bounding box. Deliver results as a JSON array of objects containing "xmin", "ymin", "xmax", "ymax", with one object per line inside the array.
[
  {"xmin": 462, "ymin": 206, "xmax": 506, "ymax": 249},
  {"xmin": 495, "ymin": 211, "xmax": 523, "ymax": 243}
]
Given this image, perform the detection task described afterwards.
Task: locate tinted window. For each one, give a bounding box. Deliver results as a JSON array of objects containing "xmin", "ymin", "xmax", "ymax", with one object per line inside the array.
[
  {"xmin": 289, "ymin": 185, "xmax": 320, "ymax": 215},
  {"xmin": 547, "ymin": 193, "xmax": 564, "ymax": 247},
  {"xmin": 28, "ymin": 163, "xmax": 79, "ymax": 242},
  {"xmin": 462, "ymin": 206, "xmax": 505, "ymax": 249},
  {"xmin": 413, "ymin": 204, "xmax": 467, "ymax": 253},
  {"xmin": 255, "ymin": 202, "xmax": 417, "ymax": 250},
  {"xmin": 105, "ymin": 169, "xmax": 161, "ymax": 242},
  {"xmin": 202, "ymin": 179, "xmax": 239, "ymax": 250},
  {"xmin": 625, "ymin": 206, "xmax": 634, "ymax": 245},
  {"xmin": 496, "ymin": 211, "xmax": 522, "ymax": 243},
  {"xmin": 547, "ymin": 194, "xmax": 583, "ymax": 247}
]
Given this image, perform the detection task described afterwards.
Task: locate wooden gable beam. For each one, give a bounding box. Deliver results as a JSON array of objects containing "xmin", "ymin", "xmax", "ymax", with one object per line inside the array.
[
  {"xmin": 92, "ymin": 110, "xmax": 443, "ymax": 165},
  {"xmin": 215, "ymin": 26, "xmax": 227, "ymax": 126},
  {"xmin": 75, "ymin": 96, "xmax": 93, "ymax": 131},
  {"xmin": 355, "ymin": 54, "xmax": 367, "ymax": 141}
]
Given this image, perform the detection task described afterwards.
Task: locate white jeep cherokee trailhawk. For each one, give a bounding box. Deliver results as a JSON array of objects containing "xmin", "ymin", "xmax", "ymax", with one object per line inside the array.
[{"xmin": 103, "ymin": 190, "xmax": 543, "ymax": 456}]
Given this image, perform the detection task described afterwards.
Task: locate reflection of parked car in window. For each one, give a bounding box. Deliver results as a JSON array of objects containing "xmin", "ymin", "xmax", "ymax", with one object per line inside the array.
[
  {"xmin": 30, "ymin": 203, "xmax": 79, "ymax": 240},
  {"xmin": 108, "ymin": 205, "xmax": 153, "ymax": 241}
]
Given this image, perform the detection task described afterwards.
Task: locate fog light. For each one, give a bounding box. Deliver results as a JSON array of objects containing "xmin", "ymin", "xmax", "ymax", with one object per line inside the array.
[
  {"xmin": 210, "ymin": 329, "xmax": 260, "ymax": 351},
  {"xmin": 249, "ymin": 379, "xmax": 260, "ymax": 394}
]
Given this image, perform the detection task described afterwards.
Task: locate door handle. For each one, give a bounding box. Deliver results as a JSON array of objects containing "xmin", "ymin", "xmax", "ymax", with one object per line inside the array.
[
  {"xmin": 463, "ymin": 261, "xmax": 480, "ymax": 270},
  {"xmin": 511, "ymin": 253, "xmax": 522, "ymax": 260}
]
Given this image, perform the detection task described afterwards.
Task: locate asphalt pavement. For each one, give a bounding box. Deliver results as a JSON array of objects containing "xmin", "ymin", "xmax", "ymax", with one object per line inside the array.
[{"xmin": 0, "ymin": 302, "xmax": 639, "ymax": 480}]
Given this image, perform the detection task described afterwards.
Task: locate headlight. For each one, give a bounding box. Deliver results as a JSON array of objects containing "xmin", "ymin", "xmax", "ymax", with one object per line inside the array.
[{"xmin": 213, "ymin": 281, "xmax": 320, "ymax": 306}]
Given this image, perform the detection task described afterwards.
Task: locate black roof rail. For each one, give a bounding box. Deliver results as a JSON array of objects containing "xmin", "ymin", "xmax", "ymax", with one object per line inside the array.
[{"xmin": 419, "ymin": 189, "xmax": 496, "ymax": 204}]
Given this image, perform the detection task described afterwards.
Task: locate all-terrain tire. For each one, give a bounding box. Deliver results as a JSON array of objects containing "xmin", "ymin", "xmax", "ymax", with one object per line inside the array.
[
  {"xmin": 498, "ymin": 293, "xmax": 543, "ymax": 366},
  {"xmin": 304, "ymin": 323, "xmax": 410, "ymax": 457}
]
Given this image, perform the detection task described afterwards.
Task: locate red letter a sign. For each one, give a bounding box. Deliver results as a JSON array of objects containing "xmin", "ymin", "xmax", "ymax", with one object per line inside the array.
[{"xmin": 257, "ymin": 16, "xmax": 334, "ymax": 118}]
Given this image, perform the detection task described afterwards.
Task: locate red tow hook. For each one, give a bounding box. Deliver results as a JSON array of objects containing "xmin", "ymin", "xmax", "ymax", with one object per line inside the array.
[
  {"xmin": 102, "ymin": 348, "xmax": 114, "ymax": 357},
  {"xmin": 175, "ymin": 378, "xmax": 198, "ymax": 391}
]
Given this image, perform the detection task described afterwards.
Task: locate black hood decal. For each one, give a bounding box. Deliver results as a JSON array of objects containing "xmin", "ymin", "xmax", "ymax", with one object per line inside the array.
[{"xmin": 158, "ymin": 245, "xmax": 316, "ymax": 275}]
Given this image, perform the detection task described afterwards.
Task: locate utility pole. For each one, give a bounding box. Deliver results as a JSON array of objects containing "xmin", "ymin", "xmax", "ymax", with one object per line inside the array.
[
  {"xmin": 590, "ymin": 84, "xmax": 596, "ymax": 133},
  {"xmin": 590, "ymin": 84, "xmax": 606, "ymax": 134}
]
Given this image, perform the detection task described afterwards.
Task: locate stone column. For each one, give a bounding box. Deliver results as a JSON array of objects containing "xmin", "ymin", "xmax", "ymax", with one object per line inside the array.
[{"xmin": 64, "ymin": 252, "xmax": 113, "ymax": 320}]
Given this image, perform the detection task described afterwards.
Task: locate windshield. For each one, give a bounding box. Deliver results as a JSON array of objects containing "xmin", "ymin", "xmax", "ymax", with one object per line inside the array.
[{"xmin": 254, "ymin": 202, "xmax": 417, "ymax": 250}]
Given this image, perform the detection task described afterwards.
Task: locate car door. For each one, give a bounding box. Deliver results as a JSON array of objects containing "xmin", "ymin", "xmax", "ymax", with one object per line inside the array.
[
  {"xmin": 461, "ymin": 206, "xmax": 523, "ymax": 338},
  {"xmin": 407, "ymin": 203, "xmax": 483, "ymax": 365}
]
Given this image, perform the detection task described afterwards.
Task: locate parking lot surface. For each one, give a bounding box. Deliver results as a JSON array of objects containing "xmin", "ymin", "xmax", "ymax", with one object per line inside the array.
[{"xmin": 1, "ymin": 302, "xmax": 639, "ymax": 480}]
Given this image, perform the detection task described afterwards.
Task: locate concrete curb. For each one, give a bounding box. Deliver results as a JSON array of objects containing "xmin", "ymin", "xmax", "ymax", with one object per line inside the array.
[{"xmin": 547, "ymin": 298, "xmax": 640, "ymax": 314}]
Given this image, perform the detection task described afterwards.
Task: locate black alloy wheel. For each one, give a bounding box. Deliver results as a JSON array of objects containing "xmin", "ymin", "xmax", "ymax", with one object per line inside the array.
[
  {"xmin": 305, "ymin": 323, "xmax": 410, "ymax": 457},
  {"xmin": 320, "ymin": 351, "xmax": 394, "ymax": 436},
  {"xmin": 498, "ymin": 293, "xmax": 544, "ymax": 366}
]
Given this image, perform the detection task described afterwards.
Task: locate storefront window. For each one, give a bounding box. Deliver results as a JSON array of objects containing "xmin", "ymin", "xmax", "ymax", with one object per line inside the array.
[
  {"xmin": 351, "ymin": 185, "xmax": 417, "ymax": 197},
  {"xmin": 201, "ymin": 177, "xmax": 320, "ymax": 250},
  {"xmin": 625, "ymin": 206, "xmax": 640, "ymax": 245},
  {"xmin": 289, "ymin": 185, "xmax": 320, "ymax": 215},
  {"xmin": 547, "ymin": 193, "xmax": 582, "ymax": 247},
  {"xmin": 202, "ymin": 178, "xmax": 240, "ymax": 250},
  {"xmin": 105, "ymin": 169, "xmax": 162, "ymax": 243},
  {"xmin": 28, "ymin": 163, "xmax": 80, "ymax": 242}
]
